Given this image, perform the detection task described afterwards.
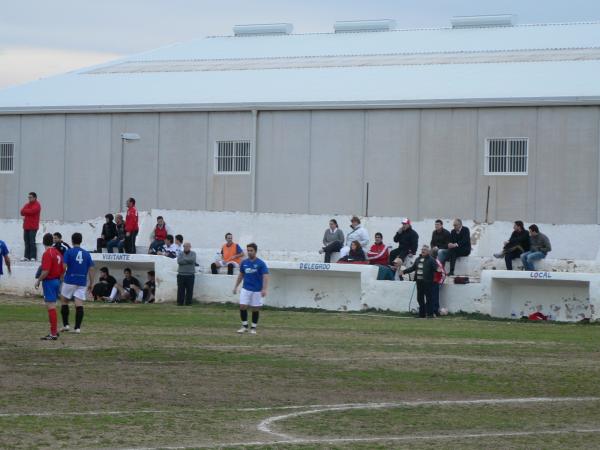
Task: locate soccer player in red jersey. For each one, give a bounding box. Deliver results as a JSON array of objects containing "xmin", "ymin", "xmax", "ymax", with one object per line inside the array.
[{"xmin": 35, "ymin": 233, "xmax": 64, "ymax": 340}]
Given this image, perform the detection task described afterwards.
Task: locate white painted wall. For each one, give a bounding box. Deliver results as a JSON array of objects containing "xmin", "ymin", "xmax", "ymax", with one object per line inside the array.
[{"xmin": 0, "ymin": 209, "xmax": 597, "ymax": 322}]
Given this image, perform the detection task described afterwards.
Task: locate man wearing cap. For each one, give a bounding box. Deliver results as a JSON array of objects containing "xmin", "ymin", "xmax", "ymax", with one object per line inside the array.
[{"xmin": 389, "ymin": 218, "xmax": 418, "ymax": 266}]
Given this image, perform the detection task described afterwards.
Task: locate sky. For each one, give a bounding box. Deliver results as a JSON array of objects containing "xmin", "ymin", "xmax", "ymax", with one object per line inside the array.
[{"xmin": 1, "ymin": 0, "xmax": 600, "ymax": 89}]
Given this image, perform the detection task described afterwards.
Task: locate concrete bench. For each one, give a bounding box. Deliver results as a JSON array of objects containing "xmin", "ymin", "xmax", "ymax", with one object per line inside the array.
[
  {"xmin": 481, "ymin": 269, "xmax": 599, "ymax": 322},
  {"xmin": 195, "ymin": 260, "xmax": 379, "ymax": 310},
  {"xmin": 90, "ymin": 253, "xmax": 178, "ymax": 302}
]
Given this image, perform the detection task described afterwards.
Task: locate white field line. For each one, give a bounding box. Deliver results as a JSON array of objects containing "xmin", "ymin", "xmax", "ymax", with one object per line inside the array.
[
  {"xmin": 120, "ymin": 429, "xmax": 600, "ymax": 449},
  {"xmin": 3, "ymin": 396, "xmax": 596, "ymax": 422},
  {"xmin": 257, "ymin": 397, "xmax": 600, "ymax": 440}
]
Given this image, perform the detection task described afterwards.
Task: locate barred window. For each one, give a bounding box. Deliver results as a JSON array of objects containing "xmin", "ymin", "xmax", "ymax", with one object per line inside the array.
[
  {"xmin": 214, "ymin": 141, "xmax": 251, "ymax": 174},
  {"xmin": 485, "ymin": 138, "xmax": 528, "ymax": 175},
  {"xmin": 0, "ymin": 143, "xmax": 14, "ymax": 173}
]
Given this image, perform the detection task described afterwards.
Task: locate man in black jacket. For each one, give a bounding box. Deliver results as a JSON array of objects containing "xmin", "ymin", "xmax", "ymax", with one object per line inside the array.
[
  {"xmin": 402, "ymin": 245, "xmax": 440, "ymax": 318},
  {"xmin": 430, "ymin": 219, "xmax": 450, "ymax": 252},
  {"xmin": 96, "ymin": 214, "xmax": 118, "ymax": 253},
  {"xmin": 439, "ymin": 218, "xmax": 471, "ymax": 276},
  {"xmin": 389, "ymin": 218, "xmax": 418, "ymax": 265},
  {"xmin": 494, "ymin": 220, "xmax": 530, "ymax": 270}
]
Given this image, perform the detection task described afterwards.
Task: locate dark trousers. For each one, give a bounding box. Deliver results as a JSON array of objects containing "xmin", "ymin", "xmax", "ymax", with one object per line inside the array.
[
  {"xmin": 96, "ymin": 238, "xmax": 107, "ymax": 253},
  {"xmin": 23, "ymin": 229, "xmax": 37, "ymax": 260},
  {"xmin": 389, "ymin": 247, "xmax": 410, "ymax": 265},
  {"xmin": 177, "ymin": 274, "xmax": 195, "ymax": 305},
  {"xmin": 431, "ymin": 283, "xmax": 441, "ymax": 316},
  {"xmin": 415, "ymin": 280, "xmax": 433, "ymax": 318},
  {"xmin": 124, "ymin": 231, "xmax": 138, "ymax": 254},
  {"xmin": 504, "ymin": 250, "xmax": 522, "ymax": 270},
  {"xmin": 442, "ymin": 247, "xmax": 470, "ymax": 274},
  {"xmin": 323, "ymin": 241, "xmax": 343, "ymax": 263},
  {"xmin": 211, "ymin": 262, "xmax": 235, "ymax": 275}
]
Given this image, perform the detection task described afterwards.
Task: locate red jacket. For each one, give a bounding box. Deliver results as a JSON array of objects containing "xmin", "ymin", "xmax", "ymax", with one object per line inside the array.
[
  {"xmin": 125, "ymin": 206, "xmax": 139, "ymax": 233},
  {"xmin": 21, "ymin": 200, "xmax": 41, "ymax": 230},
  {"xmin": 367, "ymin": 243, "xmax": 389, "ymax": 266}
]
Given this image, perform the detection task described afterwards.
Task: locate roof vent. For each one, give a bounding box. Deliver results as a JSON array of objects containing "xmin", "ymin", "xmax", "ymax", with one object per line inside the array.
[
  {"xmin": 233, "ymin": 23, "xmax": 293, "ymax": 36},
  {"xmin": 334, "ymin": 19, "xmax": 396, "ymax": 33},
  {"xmin": 451, "ymin": 14, "xmax": 516, "ymax": 28}
]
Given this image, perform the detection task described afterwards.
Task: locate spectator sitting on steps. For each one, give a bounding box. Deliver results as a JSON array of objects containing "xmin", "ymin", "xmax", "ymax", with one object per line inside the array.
[
  {"xmin": 319, "ymin": 219, "xmax": 345, "ymax": 263},
  {"xmin": 494, "ymin": 220, "xmax": 530, "ymax": 270},
  {"xmin": 148, "ymin": 216, "xmax": 171, "ymax": 255},
  {"xmin": 106, "ymin": 214, "xmax": 126, "ymax": 254},
  {"xmin": 389, "ymin": 218, "xmax": 418, "ymax": 266},
  {"xmin": 211, "ymin": 233, "xmax": 244, "ymax": 275},
  {"xmin": 337, "ymin": 240, "xmax": 367, "ymax": 264},
  {"xmin": 438, "ymin": 218, "xmax": 471, "ymax": 276},
  {"xmin": 367, "ymin": 232, "xmax": 390, "ymax": 266},
  {"xmin": 430, "ymin": 219, "xmax": 450, "ymax": 254},
  {"xmin": 340, "ymin": 216, "xmax": 369, "ymax": 258},
  {"xmin": 96, "ymin": 214, "xmax": 118, "ymax": 253},
  {"xmin": 520, "ymin": 224, "xmax": 552, "ymax": 271}
]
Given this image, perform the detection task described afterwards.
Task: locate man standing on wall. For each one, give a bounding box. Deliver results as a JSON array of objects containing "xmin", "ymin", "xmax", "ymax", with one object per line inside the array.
[
  {"xmin": 233, "ymin": 243, "xmax": 269, "ymax": 335},
  {"xmin": 20, "ymin": 192, "xmax": 41, "ymax": 261},
  {"xmin": 124, "ymin": 197, "xmax": 139, "ymax": 254},
  {"xmin": 35, "ymin": 233, "xmax": 64, "ymax": 340}
]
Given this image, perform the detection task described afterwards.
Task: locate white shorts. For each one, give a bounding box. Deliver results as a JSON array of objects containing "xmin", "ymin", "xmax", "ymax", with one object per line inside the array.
[
  {"xmin": 61, "ymin": 283, "xmax": 87, "ymax": 301},
  {"xmin": 239, "ymin": 288, "xmax": 263, "ymax": 307}
]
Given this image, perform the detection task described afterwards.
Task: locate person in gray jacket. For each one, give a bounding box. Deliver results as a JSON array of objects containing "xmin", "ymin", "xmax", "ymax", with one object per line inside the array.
[
  {"xmin": 177, "ymin": 242, "xmax": 196, "ymax": 305},
  {"xmin": 520, "ymin": 224, "xmax": 552, "ymax": 271},
  {"xmin": 319, "ymin": 219, "xmax": 345, "ymax": 263}
]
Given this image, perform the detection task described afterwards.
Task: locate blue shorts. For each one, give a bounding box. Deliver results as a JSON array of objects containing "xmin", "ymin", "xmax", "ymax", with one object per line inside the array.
[{"xmin": 42, "ymin": 279, "xmax": 61, "ymax": 302}]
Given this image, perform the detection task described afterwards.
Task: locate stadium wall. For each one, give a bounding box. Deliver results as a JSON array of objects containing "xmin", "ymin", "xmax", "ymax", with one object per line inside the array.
[{"xmin": 0, "ymin": 106, "xmax": 599, "ymax": 223}]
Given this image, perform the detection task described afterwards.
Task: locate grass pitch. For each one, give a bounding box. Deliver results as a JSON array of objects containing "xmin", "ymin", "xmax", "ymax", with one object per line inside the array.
[{"xmin": 1, "ymin": 296, "xmax": 600, "ymax": 449}]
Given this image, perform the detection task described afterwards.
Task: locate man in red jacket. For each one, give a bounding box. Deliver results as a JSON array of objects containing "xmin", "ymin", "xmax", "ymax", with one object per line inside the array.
[
  {"xmin": 20, "ymin": 192, "xmax": 41, "ymax": 261},
  {"xmin": 124, "ymin": 197, "xmax": 139, "ymax": 254}
]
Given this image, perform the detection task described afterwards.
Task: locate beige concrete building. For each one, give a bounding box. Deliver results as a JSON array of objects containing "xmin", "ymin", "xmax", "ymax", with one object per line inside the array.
[{"xmin": 0, "ymin": 17, "xmax": 599, "ymax": 223}]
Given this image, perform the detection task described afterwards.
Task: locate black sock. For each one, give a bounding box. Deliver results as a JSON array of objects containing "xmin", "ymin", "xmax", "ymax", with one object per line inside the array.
[
  {"xmin": 240, "ymin": 309, "xmax": 248, "ymax": 327},
  {"xmin": 61, "ymin": 304, "xmax": 70, "ymax": 326},
  {"xmin": 251, "ymin": 311, "xmax": 259, "ymax": 328},
  {"xmin": 75, "ymin": 306, "xmax": 84, "ymax": 329},
  {"xmin": 210, "ymin": 263, "xmax": 218, "ymax": 274},
  {"xmin": 227, "ymin": 264, "xmax": 234, "ymax": 275}
]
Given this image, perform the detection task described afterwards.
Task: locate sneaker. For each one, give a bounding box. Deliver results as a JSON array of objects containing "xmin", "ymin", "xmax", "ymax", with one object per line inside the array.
[
  {"xmin": 40, "ymin": 334, "xmax": 58, "ymax": 340},
  {"xmin": 60, "ymin": 325, "xmax": 70, "ymax": 332},
  {"xmin": 20, "ymin": 257, "xmax": 28, "ymax": 262},
  {"xmin": 73, "ymin": 328, "xmax": 81, "ymax": 334},
  {"xmin": 493, "ymin": 252, "xmax": 503, "ymax": 258},
  {"xmin": 250, "ymin": 328, "xmax": 257, "ymax": 335},
  {"xmin": 237, "ymin": 327, "xmax": 248, "ymax": 334}
]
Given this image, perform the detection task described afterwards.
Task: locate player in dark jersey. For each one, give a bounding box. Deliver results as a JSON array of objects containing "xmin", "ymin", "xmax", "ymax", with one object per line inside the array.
[
  {"xmin": 233, "ymin": 243, "xmax": 269, "ymax": 335},
  {"xmin": 60, "ymin": 233, "xmax": 94, "ymax": 333},
  {"xmin": 35, "ymin": 233, "xmax": 64, "ymax": 340},
  {"xmin": 53, "ymin": 232, "xmax": 71, "ymax": 255}
]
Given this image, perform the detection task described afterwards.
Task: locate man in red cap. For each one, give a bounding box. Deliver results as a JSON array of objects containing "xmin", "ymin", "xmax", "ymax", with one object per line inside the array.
[{"xmin": 389, "ymin": 218, "xmax": 419, "ymax": 266}]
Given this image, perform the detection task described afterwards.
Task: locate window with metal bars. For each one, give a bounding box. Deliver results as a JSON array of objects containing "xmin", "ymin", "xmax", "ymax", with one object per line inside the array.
[
  {"xmin": 0, "ymin": 143, "xmax": 14, "ymax": 173},
  {"xmin": 214, "ymin": 141, "xmax": 251, "ymax": 174},
  {"xmin": 484, "ymin": 138, "xmax": 528, "ymax": 175}
]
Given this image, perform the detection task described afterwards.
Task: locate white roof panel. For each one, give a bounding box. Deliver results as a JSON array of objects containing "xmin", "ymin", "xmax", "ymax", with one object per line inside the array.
[{"xmin": 1, "ymin": 21, "xmax": 599, "ymax": 112}]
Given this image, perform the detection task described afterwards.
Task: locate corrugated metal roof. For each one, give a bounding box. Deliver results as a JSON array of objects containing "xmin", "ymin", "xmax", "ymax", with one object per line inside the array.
[{"xmin": 1, "ymin": 21, "xmax": 599, "ymax": 113}]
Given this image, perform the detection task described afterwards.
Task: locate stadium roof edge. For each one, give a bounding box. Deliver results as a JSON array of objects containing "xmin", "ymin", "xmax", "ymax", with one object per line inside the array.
[{"xmin": 1, "ymin": 96, "xmax": 599, "ymax": 115}]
